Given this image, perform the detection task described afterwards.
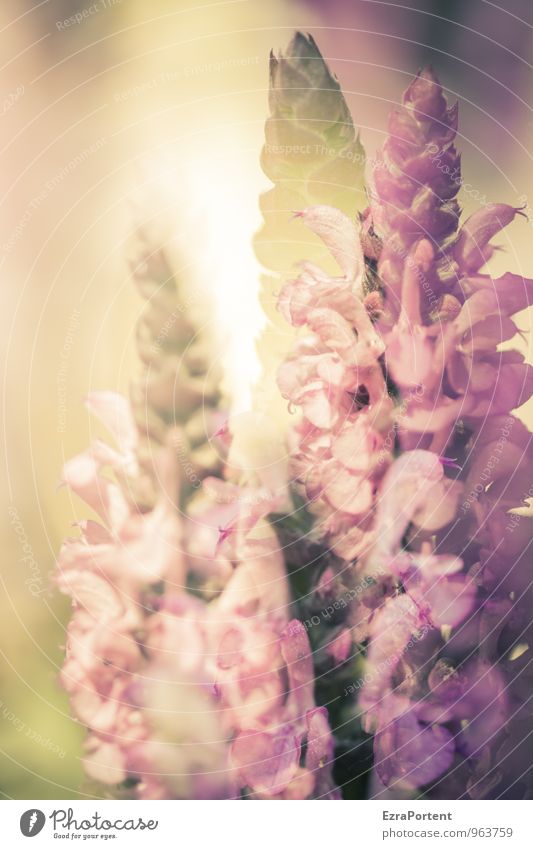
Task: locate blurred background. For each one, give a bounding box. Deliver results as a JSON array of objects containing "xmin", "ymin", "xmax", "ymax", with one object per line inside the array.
[{"xmin": 1, "ymin": 0, "xmax": 532, "ymax": 798}]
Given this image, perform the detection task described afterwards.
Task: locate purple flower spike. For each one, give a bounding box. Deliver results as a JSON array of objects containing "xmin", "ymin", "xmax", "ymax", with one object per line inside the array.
[
  {"xmin": 277, "ymin": 60, "xmax": 533, "ymax": 799},
  {"xmin": 371, "ymin": 68, "xmax": 461, "ymax": 321}
]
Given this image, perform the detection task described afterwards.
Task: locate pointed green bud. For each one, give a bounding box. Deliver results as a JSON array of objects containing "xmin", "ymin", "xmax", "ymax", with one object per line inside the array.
[
  {"xmin": 253, "ymin": 32, "xmax": 366, "ymax": 419},
  {"xmin": 255, "ymin": 32, "xmax": 365, "ymax": 277}
]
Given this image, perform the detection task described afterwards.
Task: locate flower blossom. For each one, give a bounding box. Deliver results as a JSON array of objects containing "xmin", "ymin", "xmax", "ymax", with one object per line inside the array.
[
  {"xmin": 57, "ymin": 389, "xmax": 338, "ymax": 799},
  {"xmin": 56, "ymin": 41, "xmax": 533, "ymax": 802},
  {"xmin": 276, "ymin": 63, "xmax": 532, "ymax": 798}
]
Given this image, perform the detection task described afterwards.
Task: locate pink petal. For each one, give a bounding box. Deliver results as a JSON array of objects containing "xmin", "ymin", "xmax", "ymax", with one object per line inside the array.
[
  {"xmin": 85, "ymin": 391, "xmax": 137, "ymax": 455},
  {"xmin": 305, "ymin": 707, "xmax": 334, "ymax": 773},
  {"xmin": 454, "ymin": 204, "xmax": 519, "ymax": 273},
  {"xmin": 322, "ymin": 464, "xmax": 373, "ymax": 516},
  {"xmin": 375, "ymin": 700, "xmax": 454, "ymax": 789},
  {"xmin": 295, "ymin": 205, "xmax": 364, "ymax": 282},
  {"xmin": 231, "ymin": 728, "xmax": 301, "ymax": 795},
  {"xmin": 280, "ymin": 620, "xmax": 315, "ymax": 713},
  {"xmin": 83, "ymin": 738, "xmax": 127, "ymax": 785}
]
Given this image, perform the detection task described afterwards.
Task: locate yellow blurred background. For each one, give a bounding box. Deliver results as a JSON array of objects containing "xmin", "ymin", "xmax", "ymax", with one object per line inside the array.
[{"xmin": 1, "ymin": 0, "xmax": 531, "ymax": 798}]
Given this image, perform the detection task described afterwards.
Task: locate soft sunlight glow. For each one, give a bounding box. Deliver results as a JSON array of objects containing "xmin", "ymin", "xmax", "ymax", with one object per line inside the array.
[
  {"xmin": 190, "ymin": 155, "xmax": 266, "ymax": 413},
  {"xmin": 140, "ymin": 139, "xmax": 266, "ymax": 415}
]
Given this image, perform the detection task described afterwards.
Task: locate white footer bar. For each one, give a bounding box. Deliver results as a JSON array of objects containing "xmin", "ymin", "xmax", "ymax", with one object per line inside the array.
[{"xmin": 3, "ymin": 799, "xmax": 532, "ymax": 848}]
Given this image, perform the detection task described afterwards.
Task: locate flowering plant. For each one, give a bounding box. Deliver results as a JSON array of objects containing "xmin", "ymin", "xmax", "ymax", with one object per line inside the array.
[{"xmin": 56, "ymin": 34, "xmax": 533, "ymax": 800}]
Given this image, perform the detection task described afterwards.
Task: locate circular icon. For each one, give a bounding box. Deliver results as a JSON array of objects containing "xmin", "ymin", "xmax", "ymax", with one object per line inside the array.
[{"xmin": 20, "ymin": 810, "xmax": 46, "ymax": 837}]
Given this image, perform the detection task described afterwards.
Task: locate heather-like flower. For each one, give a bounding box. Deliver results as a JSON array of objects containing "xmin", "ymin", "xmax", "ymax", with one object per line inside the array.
[
  {"xmin": 253, "ymin": 32, "xmax": 365, "ymax": 419},
  {"xmin": 276, "ymin": 59, "xmax": 532, "ymax": 799},
  {"xmin": 361, "ymin": 68, "xmax": 532, "ymax": 797},
  {"xmin": 57, "ymin": 391, "xmax": 338, "ymax": 799},
  {"xmin": 56, "ymin": 393, "xmax": 207, "ymax": 792},
  {"xmin": 199, "ymin": 478, "xmax": 339, "ymax": 798},
  {"xmin": 128, "ymin": 227, "xmax": 224, "ymax": 508},
  {"xmin": 276, "ymin": 206, "xmax": 392, "ymax": 561}
]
